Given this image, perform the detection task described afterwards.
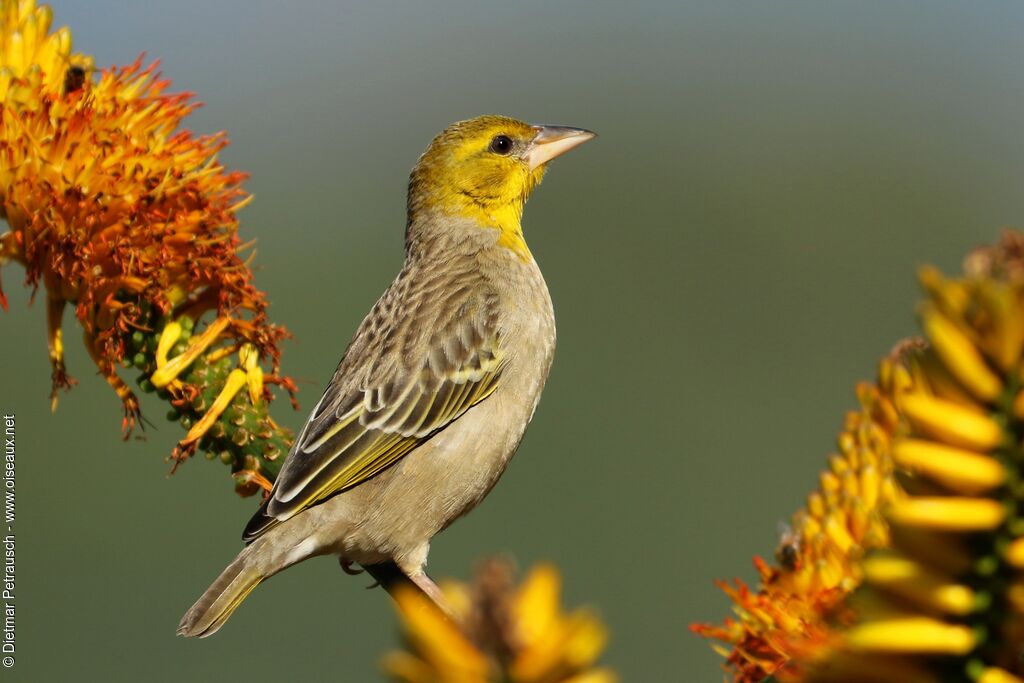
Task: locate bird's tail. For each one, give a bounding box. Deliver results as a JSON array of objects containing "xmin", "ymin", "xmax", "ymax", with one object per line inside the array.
[{"xmin": 177, "ymin": 542, "xmax": 267, "ymax": 638}]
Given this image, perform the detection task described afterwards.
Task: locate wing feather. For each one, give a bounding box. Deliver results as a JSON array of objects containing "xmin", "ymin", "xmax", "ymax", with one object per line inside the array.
[{"xmin": 244, "ymin": 277, "xmax": 504, "ymax": 544}]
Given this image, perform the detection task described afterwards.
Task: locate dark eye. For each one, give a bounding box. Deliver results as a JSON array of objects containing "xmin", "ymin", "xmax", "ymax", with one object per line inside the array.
[{"xmin": 489, "ymin": 135, "xmax": 513, "ymax": 155}]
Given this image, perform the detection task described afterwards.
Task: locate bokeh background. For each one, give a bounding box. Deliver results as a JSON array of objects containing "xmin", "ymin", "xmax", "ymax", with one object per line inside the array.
[{"xmin": 2, "ymin": 1, "xmax": 1024, "ymax": 680}]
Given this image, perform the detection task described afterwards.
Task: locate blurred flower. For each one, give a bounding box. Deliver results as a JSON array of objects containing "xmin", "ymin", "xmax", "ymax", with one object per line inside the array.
[
  {"xmin": 0, "ymin": 0, "xmax": 295, "ymax": 494},
  {"xmin": 384, "ymin": 558, "xmax": 617, "ymax": 683}
]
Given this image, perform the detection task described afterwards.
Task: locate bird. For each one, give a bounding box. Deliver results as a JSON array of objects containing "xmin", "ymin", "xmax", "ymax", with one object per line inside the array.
[{"xmin": 177, "ymin": 115, "xmax": 595, "ymax": 637}]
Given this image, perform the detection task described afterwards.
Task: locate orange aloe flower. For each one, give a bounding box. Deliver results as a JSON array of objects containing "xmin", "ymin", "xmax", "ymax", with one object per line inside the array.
[
  {"xmin": 0, "ymin": 0, "xmax": 295, "ymax": 493},
  {"xmin": 691, "ymin": 354, "xmax": 906, "ymax": 682}
]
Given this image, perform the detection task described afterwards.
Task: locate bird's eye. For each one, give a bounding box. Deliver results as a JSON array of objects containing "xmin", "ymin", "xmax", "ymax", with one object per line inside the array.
[{"xmin": 489, "ymin": 135, "xmax": 513, "ymax": 155}]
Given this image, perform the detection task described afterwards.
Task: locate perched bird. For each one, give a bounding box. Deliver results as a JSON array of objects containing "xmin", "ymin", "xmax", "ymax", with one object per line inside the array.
[{"xmin": 178, "ymin": 115, "xmax": 594, "ymax": 637}]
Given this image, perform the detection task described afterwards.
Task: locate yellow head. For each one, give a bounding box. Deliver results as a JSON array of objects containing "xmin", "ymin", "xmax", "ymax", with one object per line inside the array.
[{"xmin": 408, "ymin": 115, "xmax": 595, "ymax": 258}]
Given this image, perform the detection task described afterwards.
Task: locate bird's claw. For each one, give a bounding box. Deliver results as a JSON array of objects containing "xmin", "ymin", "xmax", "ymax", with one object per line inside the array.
[{"xmin": 339, "ymin": 558, "xmax": 365, "ymax": 576}]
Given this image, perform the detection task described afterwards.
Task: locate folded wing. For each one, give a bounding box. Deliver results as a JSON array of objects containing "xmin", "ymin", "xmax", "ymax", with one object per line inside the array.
[{"xmin": 243, "ymin": 282, "xmax": 504, "ymax": 543}]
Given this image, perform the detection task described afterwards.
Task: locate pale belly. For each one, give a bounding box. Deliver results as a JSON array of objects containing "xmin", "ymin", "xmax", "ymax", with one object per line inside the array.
[{"xmin": 297, "ymin": 335, "xmax": 553, "ymax": 570}]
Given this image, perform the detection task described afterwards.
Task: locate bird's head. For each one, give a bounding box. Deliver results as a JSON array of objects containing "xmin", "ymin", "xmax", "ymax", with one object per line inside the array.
[{"xmin": 407, "ymin": 115, "xmax": 594, "ymax": 258}]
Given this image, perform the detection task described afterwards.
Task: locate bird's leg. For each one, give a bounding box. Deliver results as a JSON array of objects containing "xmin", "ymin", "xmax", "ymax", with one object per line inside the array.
[
  {"xmin": 408, "ymin": 570, "xmax": 448, "ymax": 609},
  {"xmin": 360, "ymin": 560, "xmax": 455, "ymax": 618},
  {"xmin": 398, "ymin": 546, "xmax": 454, "ymax": 616}
]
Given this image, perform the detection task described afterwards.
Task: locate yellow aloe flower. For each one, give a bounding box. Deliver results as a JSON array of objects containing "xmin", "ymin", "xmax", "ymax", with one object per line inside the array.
[
  {"xmin": 384, "ymin": 559, "xmax": 617, "ymax": 683},
  {"xmin": 802, "ymin": 235, "xmax": 1024, "ymax": 681},
  {"xmin": 695, "ymin": 232, "xmax": 1024, "ymax": 682}
]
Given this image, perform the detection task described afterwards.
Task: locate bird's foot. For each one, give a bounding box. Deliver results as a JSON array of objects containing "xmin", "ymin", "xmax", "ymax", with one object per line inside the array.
[
  {"xmin": 409, "ymin": 570, "xmax": 455, "ymax": 618},
  {"xmin": 339, "ymin": 558, "xmax": 364, "ymax": 576}
]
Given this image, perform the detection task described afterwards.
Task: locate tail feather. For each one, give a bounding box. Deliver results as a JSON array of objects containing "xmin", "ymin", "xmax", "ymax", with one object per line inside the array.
[{"xmin": 177, "ymin": 545, "xmax": 265, "ymax": 638}]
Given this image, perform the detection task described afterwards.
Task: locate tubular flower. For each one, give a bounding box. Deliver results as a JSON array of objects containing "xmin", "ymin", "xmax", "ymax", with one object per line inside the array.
[
  {"xmin": 0, "ymin": 0, "xmax": 296, "ymax": 494},
  {"xmin": 691, "ymin": 356, "xmax": 906, "ymax": 682},
  {"xmin": 383, "ymin": 558, "xmax": 618, "ymax": 683},
  {"xmin": 804, "ymin": 237, "xmax": 1024, "ymax": 683}
]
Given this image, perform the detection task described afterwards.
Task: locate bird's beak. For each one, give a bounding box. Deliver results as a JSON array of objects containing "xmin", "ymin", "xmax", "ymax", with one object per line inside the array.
[{"xmin": 524, "ymin": 125, "xmax": 596, "ymax": 171}]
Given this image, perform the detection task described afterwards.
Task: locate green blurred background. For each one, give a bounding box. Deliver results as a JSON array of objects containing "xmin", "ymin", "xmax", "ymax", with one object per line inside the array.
[{"xmin": 2, "ymin": 1, "xmax": 1023, "ymax": 680}]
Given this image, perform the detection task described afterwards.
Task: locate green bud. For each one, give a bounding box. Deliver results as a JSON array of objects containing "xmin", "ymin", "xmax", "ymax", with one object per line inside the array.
[
  {"xmin": 1008, "ymin": 517, "xmax": 1024, "ymax": 537},
  {"xmin": 965, "ymin": 658, "xmax": 985, "ymax": 681},
  {"xmin": 975, "ymin": 555, "xmax": 999, "ymax": 577},
  {"xmin": 971, "ymin": 624, "xmax": 989, "ymax": 649}
]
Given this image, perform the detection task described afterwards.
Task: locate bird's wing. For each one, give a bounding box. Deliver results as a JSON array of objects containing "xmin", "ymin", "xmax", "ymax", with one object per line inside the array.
[{"xmin": 243, "ymin": 281, "xmax": 504, "ymax": 543}]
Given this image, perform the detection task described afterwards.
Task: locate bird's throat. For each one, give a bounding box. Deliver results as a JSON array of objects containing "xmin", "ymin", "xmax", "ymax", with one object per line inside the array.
[
  {"xmin": 409, "ymin": 181, "xmax": 533, "ymax": 260},
  {"xmin": 438, "ymin": 193, "xmax": 531, "ymax": 260},
  {"xmin": 473, "ymin": 204, "xmax": 531, "ymax": 261}
]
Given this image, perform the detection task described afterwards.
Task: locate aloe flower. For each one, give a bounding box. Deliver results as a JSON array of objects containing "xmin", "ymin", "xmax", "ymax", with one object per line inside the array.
[
  {"xmin": 696, "ymin": 232, "xmax": 1024, "ymax": 683},
  {"xmin": 384, "ymin": 558, "xmax": 617, "ymax": 683},
  {"xmin": 0, "ymin": 0, "xmax": 296, "ymax": 495}
]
